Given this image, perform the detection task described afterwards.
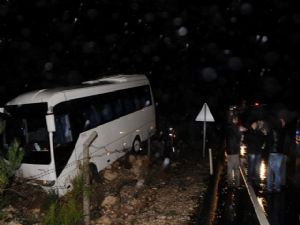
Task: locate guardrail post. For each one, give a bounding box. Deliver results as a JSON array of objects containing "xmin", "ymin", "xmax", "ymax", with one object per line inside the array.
[
  {"xmin": 83, "ymin": 131, "xmax": 98, "ymax": 225},
  {"xmin": 209, "ymin": 148, "xmax": 213, "ymax": 175}
]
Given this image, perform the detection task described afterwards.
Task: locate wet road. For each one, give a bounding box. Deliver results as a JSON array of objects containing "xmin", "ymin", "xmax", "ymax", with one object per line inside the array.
[
  {"xmin": 211, "ymin": 150, "xmax": 300, "ymax": 225},
  {"xmin": 249, "ymin": 158, "xmax": 300, "ymax": 225}
]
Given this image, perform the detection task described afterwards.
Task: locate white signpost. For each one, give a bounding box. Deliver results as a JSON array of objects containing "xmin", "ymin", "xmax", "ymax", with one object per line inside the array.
[{"xmin": 195, "ymin": 103, "xmax": 215, "ymax": 158}]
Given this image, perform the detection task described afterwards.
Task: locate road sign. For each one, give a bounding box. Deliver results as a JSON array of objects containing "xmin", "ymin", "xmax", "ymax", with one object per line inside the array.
[
  {"xmin": 195, "ymin": 103, "xmax": 215, "ymax": 122},
  {"xmin": 195, "ymin": 103, "xmax": 215, "ymax": 158}
]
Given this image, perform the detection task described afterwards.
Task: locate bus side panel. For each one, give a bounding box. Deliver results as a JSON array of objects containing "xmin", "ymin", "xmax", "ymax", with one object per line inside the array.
[
  {"xmin": 16, "ymin": 163, "xmax": 56, "ymax": 181},
  {"xmin": 53, "ymin": 123, "xmax": 126, "ymax": 194},
  {"xmin": 125, "ymin": 106, "xmax": 156, "ymax": 145},
  {"xmin": 88, "ymin": 123, "xmax": 127, "ymax": 172}
]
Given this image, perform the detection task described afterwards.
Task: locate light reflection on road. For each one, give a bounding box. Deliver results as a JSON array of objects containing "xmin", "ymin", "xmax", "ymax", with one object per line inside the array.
[{"xmin": 240, "ymin": 144, "xmax": 300, "ymax": 225}]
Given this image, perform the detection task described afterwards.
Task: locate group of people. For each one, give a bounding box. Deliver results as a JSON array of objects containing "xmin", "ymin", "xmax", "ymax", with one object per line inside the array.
[{"xmin": 225, "ymin": 113, "xmax": 290, "ymax": 193}]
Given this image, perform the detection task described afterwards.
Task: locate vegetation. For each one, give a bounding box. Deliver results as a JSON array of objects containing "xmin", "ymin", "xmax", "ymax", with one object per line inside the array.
[
  {"xmin": 0, "ymin": 139, "xmax": 24, "ymax": 194},
  {"xmin": 42, "ymin": 174, "xmax": 84, "ymax": 225}
]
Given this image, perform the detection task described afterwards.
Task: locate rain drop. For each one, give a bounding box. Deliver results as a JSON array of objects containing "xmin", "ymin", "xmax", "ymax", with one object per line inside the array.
[
  {"xmin": 177, "ymin": 26, "xmax": 188, "ymax": 36},
  {"xmin": 240, "ymin": 2, "xmax": 253, "ymax": 15},
  {"xmin": 201, "ymin": 67, "xmax": 218, "ymax": 82},
  {"xmin": 256, "ymin": 35, "xmax": 261, "ymax": 41},
  {"xmin": 261, "ymin": 36, "xmax": 268, "ymax": 43},
  {"xmin": 228, "ymin": 57, "xmax": 242, "ymax": 71},
  {"xmin": 224, "ymin": 49, "xmax": 231, "ymax": 54},
  {"xmin": 293, "ymin": 13, "xmax": 300, "ymax": 25},
  {"xmin": 230, "ymin": 17, "xmax": 237, "ymax": 23},
  {"xmin": 44, "ymin": 62, "xmax": 53, "ymax": 71},
  {"xmin": 173, "ymin": 17, "xmax": 183, "ymax": 26}
]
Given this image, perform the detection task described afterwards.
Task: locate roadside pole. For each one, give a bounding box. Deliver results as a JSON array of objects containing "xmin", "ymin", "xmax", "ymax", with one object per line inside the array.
[
  {"xmin": 83, "ymin": 131, "xmax": 98, "ymax": 225},
  {"xmin": 203, "ymin": 105, "xmax": 207, "ymax": 158},
  {"xmin": 209, "ymin": 148, "xmax": 213, "ymax": 175}
]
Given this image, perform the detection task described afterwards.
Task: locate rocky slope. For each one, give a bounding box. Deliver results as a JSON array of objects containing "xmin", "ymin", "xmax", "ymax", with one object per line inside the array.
[{"xmin": 0, "ymin": 149, "xmax": 210, "ymax": 225}]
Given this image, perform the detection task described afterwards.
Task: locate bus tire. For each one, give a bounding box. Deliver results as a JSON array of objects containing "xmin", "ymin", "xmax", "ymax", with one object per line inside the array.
[
  {"xmin": 89, "ymin": 163, "xmax": 100, "ymax": 183},
  {"xmin": 132, "ymin": 136, "xmax": 141, "ymax": 153}
]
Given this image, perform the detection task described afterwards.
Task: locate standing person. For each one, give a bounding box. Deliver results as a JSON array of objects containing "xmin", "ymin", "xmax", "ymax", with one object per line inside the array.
[
  {"xmin": 279, "ymin": 118, "xmax": 288, "ymax": 186},
  {"xmin": 295, "ymin": 121, "xmax": 300, "ymax": 173},
  {"xmin": 225, "ymin": 115, "xmax": 242, "ymax": 187},
  {"xmin": 244, "ymin": 120, "xmax": 266, "ymax": 184},
  {"xmin": 266, "ymin": 117, "xmax": 286, "ymax": 193}
]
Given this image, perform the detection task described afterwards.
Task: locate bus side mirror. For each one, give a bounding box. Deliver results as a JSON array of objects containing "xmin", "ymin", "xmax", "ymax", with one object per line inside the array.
[{"xmin": 46, "ymin": 114, "xmax": 56, "ymax": 132}]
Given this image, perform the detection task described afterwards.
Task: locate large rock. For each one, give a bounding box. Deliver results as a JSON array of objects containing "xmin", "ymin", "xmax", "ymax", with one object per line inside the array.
[
  {"xmin": 94, "ymin": 215, "xmax": 112, "ymax": 225},
  {"xmin": 129, "ymin": 155, "xmax": 149, "ymax": 178},
  {"xmin": 101, "ymin": 195, "xmax": 119, "ymax": 208},
  {"xmin": 103, "ymin": 170, "xmax": 118, "ymax": 181}
]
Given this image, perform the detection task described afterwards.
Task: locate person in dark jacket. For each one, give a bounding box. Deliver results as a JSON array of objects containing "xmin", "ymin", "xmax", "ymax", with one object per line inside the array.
[
  {"xmin": 244, "ymin": 120, "xmax": 266, "ymax": 184},
  {"xmin": 225, "ymin": 115, "xmax": 242, "ymax": 187},
  {"xmin": 266, "ymin": 117, "xmax": 287, "ymax": 193}
]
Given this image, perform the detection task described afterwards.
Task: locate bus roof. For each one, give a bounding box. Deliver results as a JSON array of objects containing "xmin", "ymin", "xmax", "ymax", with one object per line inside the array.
[{"xmin": 6, "ymin": 74, "xmax": 149, "ymax": 108}]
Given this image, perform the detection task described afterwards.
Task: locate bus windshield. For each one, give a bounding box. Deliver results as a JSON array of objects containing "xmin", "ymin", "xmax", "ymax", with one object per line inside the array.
[{"xmin": 1, "ymin": 103, "xmax": 51, "ymax": 164}]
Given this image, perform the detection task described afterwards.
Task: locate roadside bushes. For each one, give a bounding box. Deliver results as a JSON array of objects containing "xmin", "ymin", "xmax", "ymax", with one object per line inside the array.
[
  {"xmin": 42, "ymin": 175, "xmax": 84, "ymax": 225},
  {"xmin": 0, "ymin": 139, "xmax": 24, "ymax": 194}
]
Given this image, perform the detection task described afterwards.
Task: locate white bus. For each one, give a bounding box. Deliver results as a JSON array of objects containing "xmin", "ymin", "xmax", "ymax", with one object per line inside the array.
[{"xmin": 0, "ymin": 74, "xmax": 156, "ymax": 196}]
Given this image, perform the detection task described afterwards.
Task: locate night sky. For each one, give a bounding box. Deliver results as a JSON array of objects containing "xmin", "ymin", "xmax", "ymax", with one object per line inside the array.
[{"xmin": 1, "ymin": 0, "xmax": 300, "ymax": 121}]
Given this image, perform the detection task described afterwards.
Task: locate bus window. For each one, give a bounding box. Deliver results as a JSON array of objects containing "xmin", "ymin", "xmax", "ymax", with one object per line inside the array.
[
  {"xmin": 54, "ymin": 114, "xmax": 73, "ymax": 145},
  {"xmin": 27, "ymin": 119, "xmax": 48, "ymax": 143},
  {"xmin": 83, "ymin": 105, "xmax": 101, "ymax": 130},
  {"xmin": 101, "ymin": 103, "xmax": 113, "ymax": 123},
  {"xmin": 133, "ymin": 95, "xmax": 143, "ymax": 110},
  {"xmin": 90, "ymin": 105, "xmax": 101, "ymax": 125},
  {"xmin": 2, "ymin": 103, "xmax": 51, "ymax": 164},
  {"xmin": 141, "ymin": 86, "xmax": 152, "ymax": 107},
  {"xmin": 130, "ymin": 85, "xmax": 152, "ymax": 110},
  {"xmin": 112, "ymin": 97, "xmax": 123, "ymax": 118},
  {"xmin": 123, "ymin": 92, "xmax": 135, "ymax": 114}
]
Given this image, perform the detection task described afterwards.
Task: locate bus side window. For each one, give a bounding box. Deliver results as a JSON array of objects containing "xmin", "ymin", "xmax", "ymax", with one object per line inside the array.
[
  {"xmin": 123, "ymin": 90, "xmax": 135, "ymax": 114},
  {"xmin": 142, "ymin": 86, "xmax": 152, "ymax": 107},
  {"xmin": 54, "ymin": 114, "xmax": 73, "ymax": 145},
  {"xmin": 83, "ymin": 105, "xmax": 101, "ymax": 130},
  {"xmin": 112, "ymin": 98, "xmax": 123, "ymax": 118},
  {"xmin": 101, "ymin": 103, "xmax": 113, "ymax": 123},
  {"xmin": 133, "ymin": 95, "xmax": 143, "ymax": 110},
  {"xmin": 90, "ymin": 105, "xmax": 101, "ymax": 126}
]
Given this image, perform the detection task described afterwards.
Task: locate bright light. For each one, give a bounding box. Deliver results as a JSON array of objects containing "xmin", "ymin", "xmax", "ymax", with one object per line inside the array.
[
  {"xmin": 240, "ymin": 144, "xmax": 246, "ymax": 156},
  {"xmin": 259, "ymin": 160, "xmax": 267, "ymax": 180}
]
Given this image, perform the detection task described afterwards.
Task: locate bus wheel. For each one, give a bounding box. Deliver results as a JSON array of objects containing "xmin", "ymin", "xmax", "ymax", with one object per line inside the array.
[
  {"xmin": 89, "ymin": 163, "xmax": 100, "ymax": 183},
  {"xmin": 132, "ymin": 136, "xmax": 141, "ymax": 153}
]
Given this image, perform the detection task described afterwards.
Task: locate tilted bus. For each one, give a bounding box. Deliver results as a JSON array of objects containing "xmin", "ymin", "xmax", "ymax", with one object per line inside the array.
[{"xmin": 0, "ymin": 74, "xmax": 156, "ymax": 196}]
